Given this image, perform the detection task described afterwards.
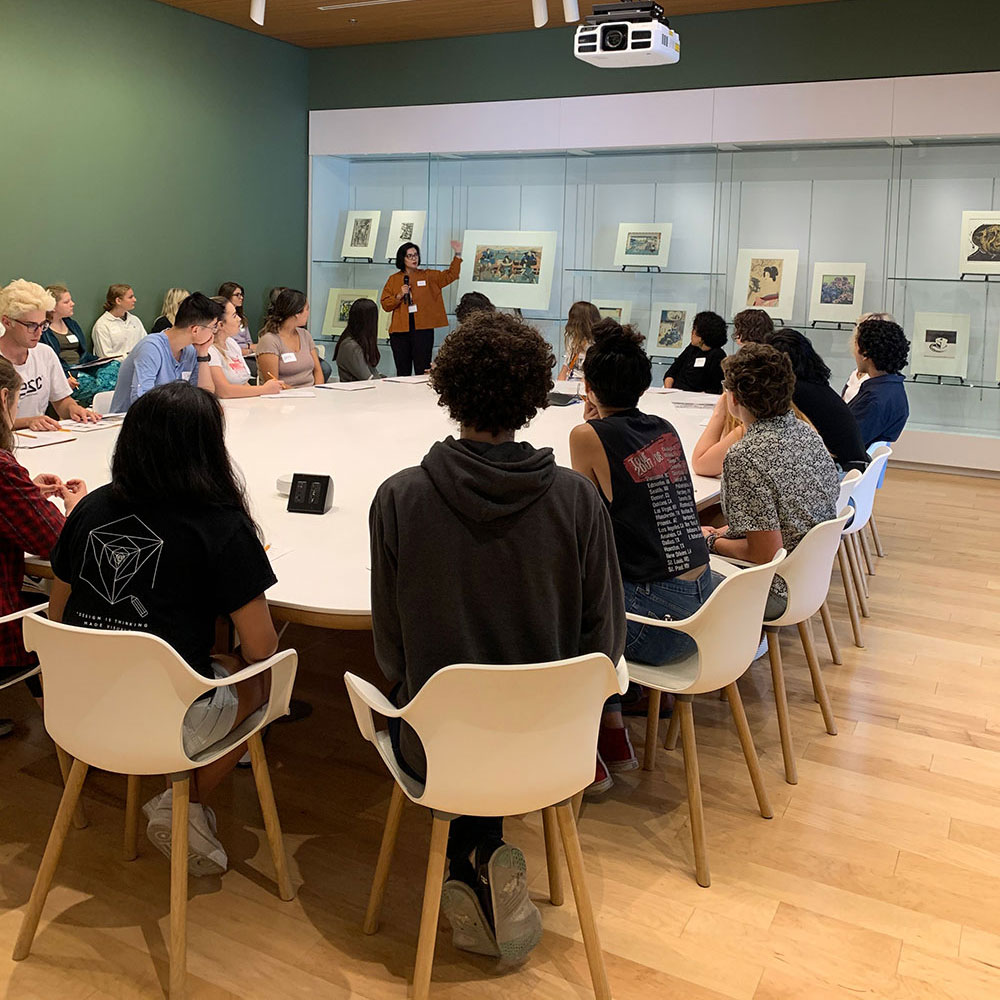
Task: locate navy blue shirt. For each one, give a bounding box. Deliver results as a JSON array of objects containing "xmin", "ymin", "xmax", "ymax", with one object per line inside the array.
[{"xmin": 847, "ymin": 373, "xmax": 909, "ymax": 447}]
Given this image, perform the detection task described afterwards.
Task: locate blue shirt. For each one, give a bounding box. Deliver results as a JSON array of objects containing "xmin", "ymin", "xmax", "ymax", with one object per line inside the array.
[
  {"xmin": 110, "ymin": 332, "xmax": 197, "ymax": 411},
  {"xmin": 847, "ymin": 373, "xmax": 909, "ymax": 447}
]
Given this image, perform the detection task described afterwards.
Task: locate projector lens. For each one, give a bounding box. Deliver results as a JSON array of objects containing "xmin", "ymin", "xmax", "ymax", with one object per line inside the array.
[{"xmin": 601, "ymin": 25, "xmax": 628, "ymax": 50}]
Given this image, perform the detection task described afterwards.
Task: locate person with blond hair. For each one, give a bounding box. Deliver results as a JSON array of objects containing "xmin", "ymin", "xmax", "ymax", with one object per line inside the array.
[
  {"xmin": 557, "ymin": 300, "xmax": 602, "ymax": 380},
  {"xmin": 91, "ymin": 284, "xmax": 146, "ymax": 359},
  {"xmin": 0, "ymin": 280, "xmax": 99, "ymax": 431},
  {"xmin": 150, "ymin": 288, "xmax": 191, "ymax": 334}
]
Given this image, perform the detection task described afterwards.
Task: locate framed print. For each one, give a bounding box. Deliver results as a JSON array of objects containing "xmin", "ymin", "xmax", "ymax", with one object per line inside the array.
[
  {"xmin": 613, "ymin": 222, "xmax": 672, "ymax": 268},
  {"xmin": 385, "ymin": 210, "xmax": 426, "ymax": 260},
  {"xmin": 592, "ymin": 300, "xmax": 632, "ymax": 325},
  {"xmin": 646, "ymin": 302, "xmax": 698, "ymax": 357},
  {"xmin": 731, "ymin": 249, "xmax": 799, "ymax": 321},
  {"xmin": 456, "ymin": 229, "xmax": 558, "ymax": 310},
  {"xmin": 912, "ymin": 312, "xmax": 970, "ymax": 379},
  {"xmin": 959, "ymin": 210, "xmax": 1000, "ymax": 276},
  {"xmin": 321, "ymin": 287, "xmax": 378, "ymax": 337},
  {"xmin": 340, "ymin": 210, "xmax": 381, "ymax": 259},
  {"xmin": 808, "ymin": 262, "xmax": 867, "ymax": 324}
]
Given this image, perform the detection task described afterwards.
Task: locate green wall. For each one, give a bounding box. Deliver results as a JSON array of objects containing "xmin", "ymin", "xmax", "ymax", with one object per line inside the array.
[
  {"xmin": 309, "ymin": 0, "xmax": 1000, "ymax": 109},
  {"xmin": 1, "ymin": 0, "xmax": 308, "ymax": 339}
]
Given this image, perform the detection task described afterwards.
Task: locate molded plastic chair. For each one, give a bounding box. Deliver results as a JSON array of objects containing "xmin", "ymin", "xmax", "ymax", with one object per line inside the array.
[
  {"xmin": 626, "ymin": 550, "xmax": 785, "ymax": 888},
  {"xmin": 867, "ymin": 440, "xmax": 891, "ymax": 558},
  {"xmin": 345, "ymin": 653, "xmax": 628, "ymax": 1000},
  {"xmin": 91, "ymin": 390, "xmax": 114, "ymax": 415},
  {"xmin": 13, "ymin": 615, "xmax": 298, "ymax": 1000}
]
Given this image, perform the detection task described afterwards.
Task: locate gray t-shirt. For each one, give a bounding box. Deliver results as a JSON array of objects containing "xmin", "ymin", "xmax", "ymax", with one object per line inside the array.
[
  {"xmin": 335, "ymin": 337, "xmax": 383, "ymax": 382},
  {"xmin": 256, "ymin": 328, "xmax": 317, "ymax": 387}
]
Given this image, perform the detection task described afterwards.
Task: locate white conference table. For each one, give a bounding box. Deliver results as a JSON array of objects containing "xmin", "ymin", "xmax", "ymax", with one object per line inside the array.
[{"xmin": 21, "ymin": 383, "xmax": 721, "ymax": 629}]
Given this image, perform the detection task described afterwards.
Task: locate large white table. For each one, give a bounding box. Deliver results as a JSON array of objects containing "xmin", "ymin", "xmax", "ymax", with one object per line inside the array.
[{"xmin": 21, "ymin": 384, "xmax": 721, "ymax": 628}]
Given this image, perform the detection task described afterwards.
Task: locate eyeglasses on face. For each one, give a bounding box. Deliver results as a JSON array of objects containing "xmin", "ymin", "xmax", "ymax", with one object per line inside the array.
[{"xmin": 10, "ymin": 317, "xmax": 50, "ymax": 335}]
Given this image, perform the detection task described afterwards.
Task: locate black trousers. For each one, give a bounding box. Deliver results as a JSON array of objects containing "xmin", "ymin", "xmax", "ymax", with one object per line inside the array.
[{"xmin": 390, "ymin": 329, "xmax": 434, "ymax": 376}]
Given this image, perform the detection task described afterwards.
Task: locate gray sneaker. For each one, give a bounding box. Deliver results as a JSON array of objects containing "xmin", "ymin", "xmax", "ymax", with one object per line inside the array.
[
  {"xmin": 440, "ymin": 880, "xmax": 501, "ymax": 957},
  {"xmin": 143, "ymin": 789, "xmax": 227, "ymax": 876},
  {"xmin": 486, "ymin": 845, "xmax": 542, "ymax": 962}
]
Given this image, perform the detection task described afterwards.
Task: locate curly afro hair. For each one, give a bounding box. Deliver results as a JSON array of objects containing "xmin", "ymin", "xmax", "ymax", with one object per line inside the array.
[
  {"xmin": 856, "ymin": 318, "xmax": 909, "ymax": 374},
  {"xmin": 733, "ymin": 308, "xmax": 774, "ymax": 345},
  {"xmin": 693, "ymin": 310, "xmax": 728, "ymax": 349},
  {"xmin": 429, "ymin": 310, "xmax": 555, "ymax": 434},
  {"xmin": 721, "ymin": 342, "xmax": 795, "ymax": 420}
]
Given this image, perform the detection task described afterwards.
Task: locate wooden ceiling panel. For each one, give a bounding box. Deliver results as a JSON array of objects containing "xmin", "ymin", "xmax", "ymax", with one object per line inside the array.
[{"xmin": 154, "ymin": 0, "xmax": 837, "ymax": 49}]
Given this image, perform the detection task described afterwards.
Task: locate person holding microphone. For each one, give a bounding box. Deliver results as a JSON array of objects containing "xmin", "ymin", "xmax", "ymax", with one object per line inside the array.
[{"xmin": 380, "ymin": 240, "xmax": 463, "ymax": 376}]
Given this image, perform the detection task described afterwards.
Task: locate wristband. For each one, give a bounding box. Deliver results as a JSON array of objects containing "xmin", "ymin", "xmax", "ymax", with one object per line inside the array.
[
  {"xmin": 705, "ymin": 532, "xmax": 718, "ymax": 552},
  {"xmin": 196, "ymin": 354, "xmax": 211, "ymax": 363}
]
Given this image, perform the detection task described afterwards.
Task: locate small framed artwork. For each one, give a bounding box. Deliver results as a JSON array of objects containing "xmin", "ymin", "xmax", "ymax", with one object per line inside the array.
[
  {"xmin": 385, "ymin": 211, "xmax": 426, "ymax": 260},
  {"xmin": 958, "ymin": 211, "xmax": 1000, "ymax": 277},
  {"xmin": 340, "ymin": 210, "xmax": 381, "ymax": 259},
  {"xmin": 456, "ymin": 229, "xmax": 558, "ymax": 310},
  {"xmin": 613, "ymin": 223, "xmax": 672, "ymax": 269},
  {"xmin": 592, "ymin": 300, "xmax": 633, "ymax": 325},
  {"xmin": 912, "ymin": 312, "xmax": 970, "ymax": 379},
  {"xmin": 321, "ymin": 288, "xmax": 379, "ymax": 337},
  {"xmin": 646, "ymin": 302, "xmax": 698, "ymax": 357},
  {"xmin": 808, "ymin": 262, "xmax": 867, "ymax": 324},
  {"xmin": 731, "ymin": 249, "xmax": 799, "ymax": 321}
]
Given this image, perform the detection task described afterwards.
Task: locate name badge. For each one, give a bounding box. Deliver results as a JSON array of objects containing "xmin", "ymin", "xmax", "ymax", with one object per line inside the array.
[
  {"xmin": 694, "ymin": 357, "xmax": 707, "ymax": 368},
  {"xmin": 181, "ymin": 371, "xmax": 192, "ymax": 381},
  {"xmin": 65, "ymin": 334, "xmax": 78, "ymax": 344},
  {"xmin": 417, "ymin": 280, "xmax": 427, "ymax": 287},
  {"xmin": 281, "ymin": 351, "xmax": 297, "ymax": 363},
  {"xmin": 408, "ymin": 304, "xmax": 418, "ymax": 314}
]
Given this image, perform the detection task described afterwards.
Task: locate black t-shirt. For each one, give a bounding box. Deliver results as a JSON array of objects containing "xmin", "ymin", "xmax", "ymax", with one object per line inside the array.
[
  {"xmin": 589, "ymin": 409, "xmax": 709, "ymax": 584},
  {"xmin": 664, "ymin": 343, "xmax": 725, "ymax": 394},
  {"xmin": 792, "ymin": 379, "xmax": 869, "ymax": 473},
  {"xmin": 150, "ymin": 315, "xmax": 171, "ymax": 334},
  {"xmin": 51, "ymin": 485, "xmax": 277, "ymax": 677}
]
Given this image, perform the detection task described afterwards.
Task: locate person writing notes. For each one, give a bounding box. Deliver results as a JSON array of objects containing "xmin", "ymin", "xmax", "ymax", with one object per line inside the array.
[
  {"xmin": 662, "ymin": 310, "xmax": 728, "ymax": 394},
  {"xmin": 255, "ymin": 289, "xmax": 324, "ymax": 388},
  {"xmin": 206, "ymin": 297, "xmax": 281, "ymax": 397},
  {"xmin": 380, "ymin": 240, "xmax": 463, "ymax": 377}
]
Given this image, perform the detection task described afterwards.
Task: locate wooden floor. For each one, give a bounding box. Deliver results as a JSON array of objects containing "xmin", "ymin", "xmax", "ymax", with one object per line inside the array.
[{"xmin": 1, "ymin": 468, "xmax": 999, "ymax": 999}]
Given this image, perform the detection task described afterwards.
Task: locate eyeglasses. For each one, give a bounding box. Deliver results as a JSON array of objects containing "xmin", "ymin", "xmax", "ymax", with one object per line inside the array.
[
  {"xmin": 9, "ymin": 317, "xmax": 50, "ymax": 335},
  {"xmin": 404, "ymin": 252, "xmax": 419, "ymax": 259}
]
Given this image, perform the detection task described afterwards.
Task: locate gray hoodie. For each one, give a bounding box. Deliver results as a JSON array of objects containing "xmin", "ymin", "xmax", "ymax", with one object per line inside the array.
[{"xmin": 370, "ymin": 435, "xmax": 625, "ymax": 777}]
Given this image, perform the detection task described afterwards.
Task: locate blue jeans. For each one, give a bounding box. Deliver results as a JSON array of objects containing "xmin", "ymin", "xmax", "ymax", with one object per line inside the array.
[{"xmin": 624, "ymin": 567, "xmax": 723, "ymax": 666}]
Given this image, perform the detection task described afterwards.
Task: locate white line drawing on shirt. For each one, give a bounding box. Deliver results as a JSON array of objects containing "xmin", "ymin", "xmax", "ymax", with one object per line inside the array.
[{"xmin": 80, "ymin": 515, "xmax": 163, "ymax": 618}]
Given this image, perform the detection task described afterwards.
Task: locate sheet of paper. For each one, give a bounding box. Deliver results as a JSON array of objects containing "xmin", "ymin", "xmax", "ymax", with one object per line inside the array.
[
  {"xmin": 384, "ymin": 374, "xmax": 430, "ymax": 384},
  {"xmin": 672, "ymin": 400, "xmax": 716, "ymax": 410},
  {"xmin": 645, "ymin": 387, "xmax": 679, "ymax": 394},
  {"xmin": 264, "ymin": 542, "xmax": 293, "ymax": 564},
  {"xmin": 315, "ymin": 381, "xmax": 377, "ymax": 391},
  {"xmin": 57, "ymin": 419, "xmax": 115, "ymax": 433},
  {"xmin": 15, "ymin": 430, "xmax": 78, "ymax": 448},
  {"xmin": 263, "ymin": 389, "xmax": 316, "ymax": 398}
]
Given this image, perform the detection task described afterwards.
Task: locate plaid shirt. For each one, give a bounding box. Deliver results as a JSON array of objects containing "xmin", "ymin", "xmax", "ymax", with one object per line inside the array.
[{"xmin": 0, "ymin": 450, "xmax": 64, "ymax": 668}]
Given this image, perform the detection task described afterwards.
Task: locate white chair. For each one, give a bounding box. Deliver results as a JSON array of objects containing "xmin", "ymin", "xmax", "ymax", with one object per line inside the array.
[
  {"xmin": 91, "ymin": 390, "xmax": 114, "ymax": 415},
  {"xmin": 345, "ymin": 653, "xmax": 628, "ymax": 1000},
  {"xmin": 834, "ymin": 470, "xmax": 865, "ymax": 649},
  {"xmin": 13, "ymin": 615, "xmax": 298, "ymax": 1000},
  {"xmin": 866, "ymin": 439, "xmax": 891, "ymax": 558},
  {"xmin": 627, "ymin": 551, "xmax": 785, "ymax": 888}
]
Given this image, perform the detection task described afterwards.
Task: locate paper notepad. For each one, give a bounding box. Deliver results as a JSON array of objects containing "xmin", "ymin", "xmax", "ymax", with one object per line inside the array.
[
  {"xmin": 57, "ymin": 419, "xmax": 115, "ymax": 433},
  {"xmin": 315, "ymin": 381, "xmax": 376, "ymax": 391},
  {"xmin": 16, "ymin": 430, "xmax": 78, "ymax": 448},
  {"xmin": 263, "ymin": 389, "xmax": 316, "ymax": 399},
  {"xmin": 646, "ymin": 387, "xmax": 679, "ymax": 394},
  {"xmin": 384, "ymin": 374, "xmax": 430, "ymax": 384}
]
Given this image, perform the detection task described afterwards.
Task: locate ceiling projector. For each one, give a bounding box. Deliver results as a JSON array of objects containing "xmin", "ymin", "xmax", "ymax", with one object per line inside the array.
[{"xmin": 574, "ymin": 2, "xmax": 680, "ymax": 68}]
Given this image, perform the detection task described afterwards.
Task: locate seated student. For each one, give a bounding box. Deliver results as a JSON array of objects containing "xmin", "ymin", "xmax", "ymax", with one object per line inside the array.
[
  {"xmin": 217, "ymin": 282, "xmax": 254, "ymax": 356},
  {"xmin": 48, "ymin": 381, "xmax": 279, "ymax": 875},
  {"xmin": 704, "ymin": 344, "xmax": 840, "ymax": 620},
  {"xmin": 842, "ymin": 312, "xmax": 893, "ymax": 403},
  {"xmin": 557, "ymin": 301, "xmax": 601, "ymax": 381},
  {"xmin": 0, "ymin": 357, "xmax": 87, "ymax": 738},
  {"xmin": 370, "ymin": 310, "xmax": 624, "ymax": 960},
  {"xmin": 204, "ymin": 297, "xmax": 281, "ymax": 397},
  {"xmin": 766, "ymin": 328, "xmax": 869, "ymax": 473},
  {"xmin": 570, "ymin": 325, "xmax": 721, "ymax": 791},
  {"xmin": 662, "ymin": 310, "xmax": 727, "ymax": 393},
  {"xmin": 109, "ymin": 293, "xmax": 220, "ymax": 412},
  {"xmin": 333, "ymin": 298, "xmax": 384, "ymax": 382},
  {"xmin": 91, "ymin": 284, "xmax": 146, "ymax": 359},
  {"xmin": 0, "ymin": 279, "xmax": 99, "ymax": 430},
  {"xmin": 847, "ymin": 317, "xmax": 910, "ymax": 446},
  {"xmin": 732, "ymin": 308, "xmax": 774, "ymax": 347},
  {"xmin": 150, "ymin": 288, "xmax": 191, "ymax": 334},
  {"xmin": 454, "ymin": 291, "xmax": 495, "ymax": 324},
  {"xmin": 256, "ymin": 289, "xmax": 324, "ymax": 388}
]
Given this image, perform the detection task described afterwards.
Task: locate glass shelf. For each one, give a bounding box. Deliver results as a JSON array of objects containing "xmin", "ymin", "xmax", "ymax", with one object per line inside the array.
[
  {"xmin": 887, "ymin": 275, "xmax": 999, "ymax": 283},
  {"xmin": 312, "ymin": 259, "xmax": 451, "ymax": 268},
  {"xmin": 563, "ymin": 268, "xmax": 725, "ymax": 276}
]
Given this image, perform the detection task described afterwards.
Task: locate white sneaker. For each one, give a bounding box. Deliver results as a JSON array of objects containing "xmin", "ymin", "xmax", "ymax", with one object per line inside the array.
[
  {"xmin": 143, "ymin": 789, "xmax": 173, "ymax": 862},
  {"xmin": 486, "ymin": 844, "xmax": 542, "ymax": 962},
  {"xmin": 754, "ymin": 637, "xmax": 768, "ymax": 660},
  {"xmin": 142, "ymin": 788, "xmax": 227, "ymax": 876}
]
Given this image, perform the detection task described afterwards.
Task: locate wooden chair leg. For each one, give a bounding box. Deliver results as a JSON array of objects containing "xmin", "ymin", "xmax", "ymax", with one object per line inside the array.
[
  {"xmin": 412, "ymin": 814, "xmax": 450, "ymax": 1000},
  {"xmin": 364, "ymin": 783, "xmax": 406, "ymax": 934},
  {"xmin": 55, "ymin": 744, "xmax": 88, "ymax": 831},
  {"xmin": 859, "ymin": 526, "xmax": 876, "ymax": 576},
  {"xmin": 169, "ymin": 776, "xmax": 190, "ymax": 1000},
  {"xmin": 664, "ymin": 710, "xmax": 680, "ymax": 751},
  {"xmin": 725, "ymin": 683, "xmax": 773, "ymax": 819},
  {"xmin": 675, "ymin": 696, "xmax": 710, "ymax": 887},
  {"xmin": 838, "ymin": 541, "xmax": 865, "ymax": 648},
  {"xmin": 571, "ymin": 790, "xmax": 584, "ymax": 824},
  {"xmin": 869, "ymin": 512, "xmax": 885, "ymax": 558},
  {"xmin": 248, "ymin": 732, "xmax": 295, "ymax": 902},
  {"xmin": 542, "ymin": 806, "xmax": 564, "ymax": 906},
  {"xmin": 766, "ymin": 631, "xmax": 798, "ymax": 786},
  {"xmin": 555, "ymin": 802, "xmax": 612, "ymax": 999},
  {"xmin": 124, "ymin": 774, "xmax": 141, "ymax": 861},
  {"xmin": 797, "ymin": 620, "xmax": 838, "ymax": 736},
  {"xmin": 643, "ymin": 690, "xmax": 661, "ymax": 771},
  {"xmin": 819, "ymin": 600, "xmax": 842, "ymax": 665},
  {"xmin": 13, "ymin": 758, "xmax": 89, "ymax": 961},
  {"xmin": 847, "ymin": 536, "xmax": 871, "ymax": 616}
]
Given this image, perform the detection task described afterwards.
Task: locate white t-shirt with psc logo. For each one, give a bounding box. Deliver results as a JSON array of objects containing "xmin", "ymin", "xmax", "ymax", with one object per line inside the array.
[
  {"xmin": 207, "ymin": 337, "xmax": 252, "ymax": 385},
  {"xmin": 9, "ymin": 341, "xmax": 73, "ymax": 417}
]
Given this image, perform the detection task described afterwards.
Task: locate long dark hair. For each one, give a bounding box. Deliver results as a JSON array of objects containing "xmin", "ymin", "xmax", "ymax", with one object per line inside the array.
[
  {"xmin": 217, "ymin": 281, "xmax": 247, "ymax": 329},
  {"xmin": 259, "ymin": 288, "xmax": 307, "ymax": 338},
  {"xmin": 394, "ymin": 242, "xmax": 420, "ymax": 271},
  {"xmin": 334, "ymin": 298, "xmax": 380, "ymax": 367},
  {"xmin": 766, "ymin": 328, "xmax": 832, "ymax": 384},
  {"xmin": 110, "ymin": 382, "xmax": 257, "ymax": 529}
]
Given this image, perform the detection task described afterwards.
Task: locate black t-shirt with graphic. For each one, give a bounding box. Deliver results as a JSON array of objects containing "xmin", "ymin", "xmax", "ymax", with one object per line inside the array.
[
  {"xmin": 51, "ymin": 485, "xmax": 277, "ymax": 678},
  {"xmin": 589, "ymin": 409, "xmax": 709, "ymax": 584}
]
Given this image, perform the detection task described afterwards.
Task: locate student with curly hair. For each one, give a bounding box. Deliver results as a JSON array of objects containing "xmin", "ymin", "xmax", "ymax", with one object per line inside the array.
[
  {"xmin": 662, "ymin": 310, "xmax": 727, "ymax": 393},
  {"xmin": 369, "ymin": 310, "xmax": 624, "ymax": 962},
  {"xmin": 454, "ymin": 291, "xmax": 494, "ymax": 324},
  {"xmin": 732, "ymin": 308, "xmax": 774, "ymax": 347},
  {"xmin": 705, "ymin": 344, "xmax": 839, "ymax": 620},
  {"xmin": 847, "ymin": 317, "xmax": 910, "ymax": 446},
  {"xmin": 842, "ymin": 312, "xmax": 894, "ymax": 403}
]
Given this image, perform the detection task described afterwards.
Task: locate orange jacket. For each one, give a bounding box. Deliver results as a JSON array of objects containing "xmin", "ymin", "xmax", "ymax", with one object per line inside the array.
[{"xmin": 380, "ymin": 256, "xmax": 462, "ymax": 333}]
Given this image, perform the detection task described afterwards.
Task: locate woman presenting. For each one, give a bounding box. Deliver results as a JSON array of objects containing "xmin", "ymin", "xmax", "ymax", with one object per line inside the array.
[{"xmin": 380, "ymin": 240, "xmax": 462, "ymax": 376}]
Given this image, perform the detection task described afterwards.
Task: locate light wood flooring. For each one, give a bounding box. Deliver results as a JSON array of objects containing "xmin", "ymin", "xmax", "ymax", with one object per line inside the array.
[{"xmin": 1, "ymin": 468, "xmax": 999, "ymax": 999}]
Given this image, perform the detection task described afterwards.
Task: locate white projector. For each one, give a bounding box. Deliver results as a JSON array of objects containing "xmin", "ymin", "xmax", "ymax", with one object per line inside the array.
[{"xmin": 574, "ymin": 2, "xmax": 680, "ymax": 69}]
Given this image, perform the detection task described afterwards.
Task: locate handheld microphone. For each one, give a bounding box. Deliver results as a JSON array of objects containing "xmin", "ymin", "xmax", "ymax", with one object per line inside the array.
[{"xmin": 402, "ymin": 274, "xmax": 411, "ymax": 302}]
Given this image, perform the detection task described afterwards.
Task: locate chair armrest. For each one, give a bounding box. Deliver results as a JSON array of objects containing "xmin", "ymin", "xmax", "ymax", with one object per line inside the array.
[
  {"xmin": 199, "ymin": 649, "xmax": 295, "ymax": 688},
  {"xmin": 710, "ymin": 554, "xmax": 752, "ymax": 572},
  {"xmin": 201, "ymin": 649, "xmax": 298, "ymax": 723},
  {"xmin": 613, "ymin": 655, "xmax": 629, "ymax": 696},
  {"xmin": 0, "ymin": 602, "xmax": 48, "ymax": 626},
  {"xmin": 344, "ymin": 671, "xmax": 403, "ymax": 745},
  {"xmin": 625, "ymin": 609, "xmax": 695, "ymax": 632}
]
